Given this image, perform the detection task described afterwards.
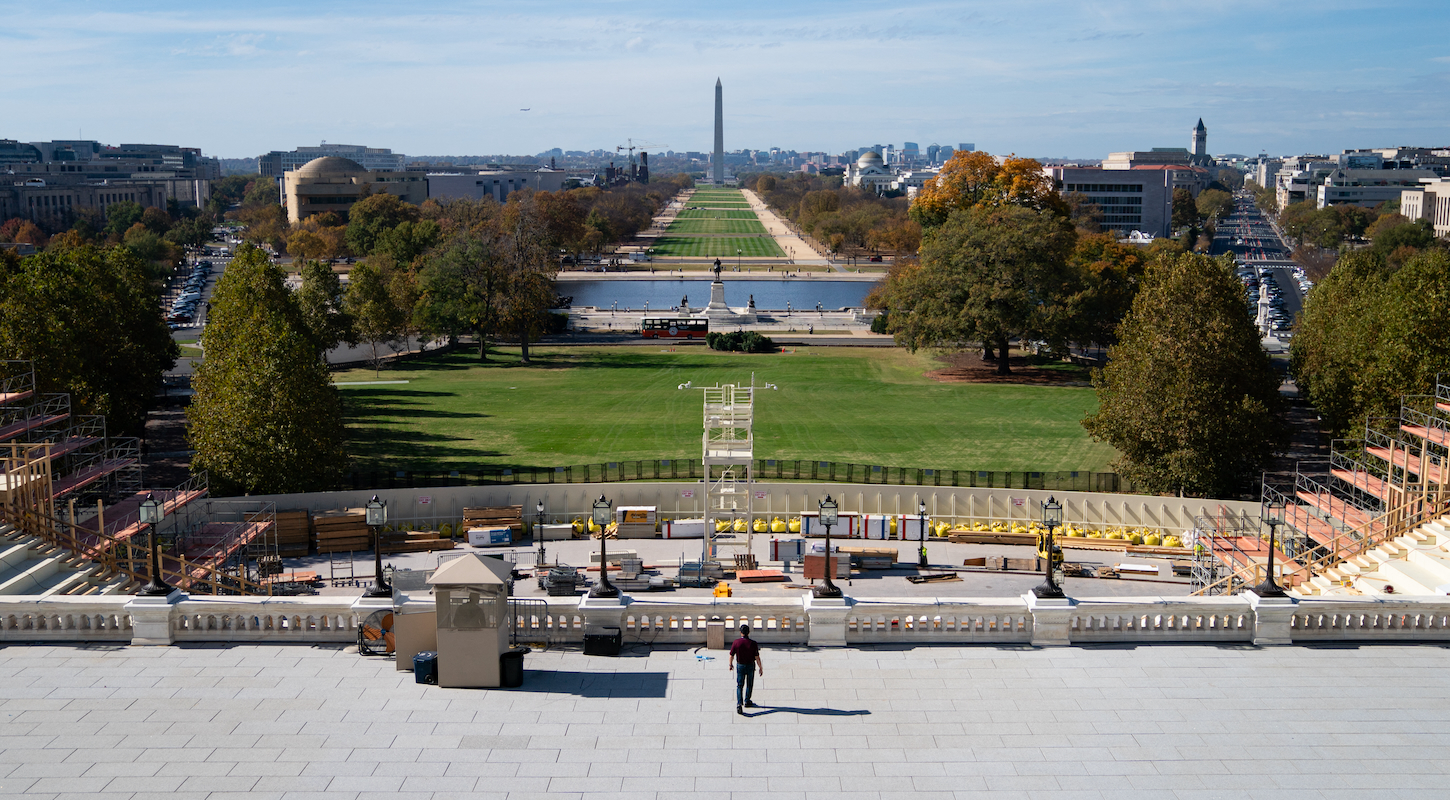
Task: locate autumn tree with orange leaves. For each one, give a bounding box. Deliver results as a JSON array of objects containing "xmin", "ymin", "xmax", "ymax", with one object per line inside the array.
[{"xmin": 908, "ymin": 150, "xmax": 1066, "ymax": 229}]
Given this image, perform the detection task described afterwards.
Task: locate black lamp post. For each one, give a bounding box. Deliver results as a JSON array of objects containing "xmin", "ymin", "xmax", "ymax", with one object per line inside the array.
[
  {"xmin": 918, "ymin": 499, "xmax": 929, "ymax": 569},
  {"xmin": 1033, "ymin": 496, "xmax": 1066, "ymax": 599},
  {"xmin": 814, "ymin": 496, "xmax": 842, "ymax": 598},
  {"xmin": 535, "ymin": 500, "xmax": 547, "ymax": 569},
  {"xmin": 364, "ymin": 495, "xmax": 391, "ymax": 598},
  {"xmin": 138, "ymin": 493, "xmax": 173, "ymax": 596},
  {"xmin": 1253, "ymin": 497, "xmax": 1288, "ymax": 598},
  {"xmin": 590, "ymin": 495, "xmax": 618, "ymax": 598}
]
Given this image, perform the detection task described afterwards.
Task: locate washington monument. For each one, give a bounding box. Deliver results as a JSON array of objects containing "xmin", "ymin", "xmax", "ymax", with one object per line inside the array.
[{"xmin": 712, "ymin": 78, "xmax": 724, "ymax": 184}]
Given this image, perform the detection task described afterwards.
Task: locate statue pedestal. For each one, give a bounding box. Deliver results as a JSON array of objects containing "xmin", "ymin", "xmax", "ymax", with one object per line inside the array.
[{"xmin": 703, "ymin": 280, "xmax": 757, "ymax": 325}]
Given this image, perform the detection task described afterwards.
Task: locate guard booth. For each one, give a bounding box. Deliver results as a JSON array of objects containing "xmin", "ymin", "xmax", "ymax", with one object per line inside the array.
[{"xmin": 427, "ymin": 554, "xmax": 511, "ymax": 688}]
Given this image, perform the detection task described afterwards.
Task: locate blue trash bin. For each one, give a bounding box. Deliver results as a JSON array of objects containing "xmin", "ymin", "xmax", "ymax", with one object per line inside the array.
[{"xmin": 413, "ymin": 651, "xmax": 438, "ymax": 685}]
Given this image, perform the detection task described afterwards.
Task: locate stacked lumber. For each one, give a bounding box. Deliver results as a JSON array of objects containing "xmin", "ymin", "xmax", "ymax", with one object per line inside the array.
[
  {"xmin": 947, "ymin": 531, "xmax": 1036, "ymax": 546},
  {"xmin": 838, "ymin": 545, "xmax": 896, "ymax": 570},
  {"xmin": 463, "ymin": 506, "xmax": 523, "ymax": 541},
  {"xmin": 313, "ymin": 510, "xmax": 370, "ymax": 554},
  {"xmin": 275, "ymin": 510, "xmax": 311, "ymax": 557},
  {"xmin": 381, "ymin": 530, "xmax": 456, "ymax": 554}
]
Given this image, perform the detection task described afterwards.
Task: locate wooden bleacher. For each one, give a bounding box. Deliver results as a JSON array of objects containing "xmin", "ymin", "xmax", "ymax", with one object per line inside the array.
[{"xmin": 1330, "ymin": 467, "xmax": 1390, "ymax": 502}]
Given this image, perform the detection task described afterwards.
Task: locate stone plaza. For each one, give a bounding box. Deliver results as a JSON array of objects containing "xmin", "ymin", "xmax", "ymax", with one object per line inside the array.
[{"xmin": 3, "ymin": 638, "xmax": 1450, "ymax": 799}]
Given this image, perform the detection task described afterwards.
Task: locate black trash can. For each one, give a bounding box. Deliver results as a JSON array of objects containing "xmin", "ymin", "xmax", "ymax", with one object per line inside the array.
[
  {"xmin": 413, "ymin": 651, "xmax": 438, "ymax": 685},
  {"xmin": 500, "ymin": 647, "xmax": 530, "ymax": 688}
]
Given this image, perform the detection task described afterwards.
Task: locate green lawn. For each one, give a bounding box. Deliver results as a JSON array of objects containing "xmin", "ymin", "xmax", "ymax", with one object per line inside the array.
[
  {"xmin": 665, "ymin": 218, "xmax": 769, "ymax": 235},
  {"xmin": 336, "ymin": 346, "xmax": 1116, "ymax": 474},
  {"xmin": 650, "ymin": 236, "xmax": 785, "ymax": 258},
  {"xmin": 676, "ymin": 209, "xmax": 759, "ymax": 220},
  {"xmin": 689, "ymin": 202, "xmax": 752, "ymax": 209}
]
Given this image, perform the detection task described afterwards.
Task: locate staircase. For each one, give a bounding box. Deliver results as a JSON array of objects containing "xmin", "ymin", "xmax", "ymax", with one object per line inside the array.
[
  {"xmin": 0, "ymin": 360, "xmax": 271, "ymax": 596},
  {"xmin": 1197, "ymin": 377, "xmax": 1450, "ymax": 597}
]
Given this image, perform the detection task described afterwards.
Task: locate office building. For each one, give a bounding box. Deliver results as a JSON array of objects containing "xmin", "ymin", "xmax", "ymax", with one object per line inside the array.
[
  {"xmin": 0, "ymin": 139, "xmax": 219, "ymax": 222},
  {"xmin": 427, "ymin": 167, "xmax": 566, "ymax": 204},
  {"xmin": 1401, "ymin": 178, "xmax": 1450, "ymax": 239},
  {"xmin": 1045, "ymin": 166, "xmax": 1175, "ymax": 239},
  {"xmin": 259, "ymin": 144, "xmax": 406, "ymax": 180}
]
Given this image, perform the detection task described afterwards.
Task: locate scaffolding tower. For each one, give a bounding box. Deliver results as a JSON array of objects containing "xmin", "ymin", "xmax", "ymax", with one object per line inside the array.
[{"xmin": 701, "ymin": 383, "xmax": 754, "ymax": 563}]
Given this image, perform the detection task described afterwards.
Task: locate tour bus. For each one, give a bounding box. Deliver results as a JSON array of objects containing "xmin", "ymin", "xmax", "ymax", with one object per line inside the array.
[{"xmin": 641, "ymin": 317, "xmax": 708, "ymax": 339}]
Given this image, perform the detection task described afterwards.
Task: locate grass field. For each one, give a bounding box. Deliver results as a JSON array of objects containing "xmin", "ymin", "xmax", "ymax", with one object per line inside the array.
[
  {"xmin": 676, "ymin": 209, "xmax": 759, "ymax": 220},
  {"xmin": 664, "ymin": 218, "xmax": 769, "ymax": 235},
  {"xmin": 336, "ymin": 346, "xmax": 1115, "ymax": 474},
  {"xmin": 688, "ymin": 202, "xmax": 752, "ymax": 209},
  {"xmin": 649, "ymin": 236, "xmax": 786, "ymax": 258}
]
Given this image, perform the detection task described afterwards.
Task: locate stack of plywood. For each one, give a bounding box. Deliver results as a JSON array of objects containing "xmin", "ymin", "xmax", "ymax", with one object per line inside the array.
[
  {"xmin": 275, "ymin": 510, "xmax": 312, "ymax": 558},
  {"xmin": 837, "ymin": 545, "xmax": 896, "ymax": 570},
  {"xmin": 462, "ymin": 506, "xmax": 523, "ymax": 541},
  {"xmin": 381, "ymin": 530, "xmax": 456, "ymax": 554},
  {"xmin": 313, "ymin": 510, "xmax": 370, "ymax": 554}
]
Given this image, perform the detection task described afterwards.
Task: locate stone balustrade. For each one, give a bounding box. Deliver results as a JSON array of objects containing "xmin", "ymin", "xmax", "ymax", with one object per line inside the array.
[{"xmin": 8, "ymin": 591, "xmax": 1450, "ymax": 648}]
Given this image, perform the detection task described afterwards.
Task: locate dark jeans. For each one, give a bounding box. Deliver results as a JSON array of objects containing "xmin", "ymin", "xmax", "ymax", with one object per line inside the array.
[{"xmin": 735, "ymin": 663, "xmax": 754, "ymax": 706}]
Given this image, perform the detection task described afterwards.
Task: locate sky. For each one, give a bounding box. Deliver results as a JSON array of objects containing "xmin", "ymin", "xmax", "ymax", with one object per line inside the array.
[{"xmin": 4, "ymin": 0, "xmax": 1450, "ymax": 160}]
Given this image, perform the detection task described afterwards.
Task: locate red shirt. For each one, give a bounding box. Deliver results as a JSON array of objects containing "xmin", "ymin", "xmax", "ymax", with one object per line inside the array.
[{"xmin": 729, "ymin": 636, "xmax": 760, "ymax": 664}]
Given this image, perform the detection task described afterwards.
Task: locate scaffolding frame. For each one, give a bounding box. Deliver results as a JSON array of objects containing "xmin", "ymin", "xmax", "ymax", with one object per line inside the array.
[{"xmin": 701, "ymin": 383, "xmax": 755, "ymax": 563}]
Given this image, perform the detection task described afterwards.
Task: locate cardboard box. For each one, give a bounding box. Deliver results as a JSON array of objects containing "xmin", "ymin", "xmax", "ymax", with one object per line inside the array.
[{"xmin": 467, "ymin": 527, "xmax": 512, "ymax": 547}]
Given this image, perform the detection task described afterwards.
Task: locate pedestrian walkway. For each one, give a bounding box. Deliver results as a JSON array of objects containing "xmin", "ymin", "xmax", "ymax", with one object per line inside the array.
[
  {"xmin": 3, "ymin": 641, "xmax": 1450, "ymax": 798},
  {"xmin": 741, "ymin": 189, "xmax": 835, "ymax": 269}
]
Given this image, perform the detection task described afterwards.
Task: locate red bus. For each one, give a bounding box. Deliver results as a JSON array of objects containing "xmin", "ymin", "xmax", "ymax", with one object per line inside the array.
[{"xmin": 641, "ymin": 317, "xmax": 708, "ymax": 339}]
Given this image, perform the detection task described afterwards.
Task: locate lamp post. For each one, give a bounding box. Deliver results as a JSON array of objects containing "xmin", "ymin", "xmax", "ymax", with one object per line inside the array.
[
  {"xmin": 815, "ymin": 496, "xmax": 842, "ymax": 598},
  {"xmin": 1253, "ymin": 497, "xmax": 1288, "ymax": 598},
  {"xmin": 137, "ymin": 493, "xmax": 173, "ymax": 596},
  {"xmin": 918, "ymin": 499, "xmax": 929, "ymax": 569},
  {"xmin": 535, "ymin": 500, "xmax": 547, "ymax": 569},
  {"xmin": 737, "ymin": 248, "xmax": 742, "ymax": 272},
  {"xmin": 589, "ymin": 495, "xmax": 618, "ymax": 598},
  {"xmin": 364, "ymin": 495, "xmax": 391, "ymax": 599},
  {"xmin": 1033, "ymin": 496, "xmax": 1066, "ymax": 599}
]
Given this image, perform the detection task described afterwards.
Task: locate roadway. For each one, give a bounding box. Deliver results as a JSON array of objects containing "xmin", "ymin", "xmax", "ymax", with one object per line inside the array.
[{"xmin": 1211, "ymin": 192, "xmax": 1305, "ymax": 323}]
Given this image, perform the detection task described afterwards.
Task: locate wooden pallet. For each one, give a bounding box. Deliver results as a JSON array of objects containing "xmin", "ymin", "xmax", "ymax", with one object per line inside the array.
[{"xmin": 462, "ymin": 506, "xmax": 523, "ymax": 540}]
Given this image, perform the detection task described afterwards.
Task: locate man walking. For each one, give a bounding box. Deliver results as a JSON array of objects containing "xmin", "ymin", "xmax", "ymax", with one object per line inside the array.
[{"xmin": 728, "ymin": 624, "xmax": 763, "ymax": 715}]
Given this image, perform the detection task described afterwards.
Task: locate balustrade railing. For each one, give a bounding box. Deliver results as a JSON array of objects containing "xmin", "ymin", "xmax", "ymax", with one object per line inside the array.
[{"xmin": 10, "ymin": 593, "xmax": 1450, "ymax": 647}]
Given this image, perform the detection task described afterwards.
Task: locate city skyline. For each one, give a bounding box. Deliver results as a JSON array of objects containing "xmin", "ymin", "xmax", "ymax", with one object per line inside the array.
[{"xmin": 4, "ymin": 1, "xmax": 1450, "ymax": 160}]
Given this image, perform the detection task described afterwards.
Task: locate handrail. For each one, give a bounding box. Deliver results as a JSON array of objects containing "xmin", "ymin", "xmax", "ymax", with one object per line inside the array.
[{"xmin": 12, "ymin": 506, "xmax": 269, "ymax": 596}]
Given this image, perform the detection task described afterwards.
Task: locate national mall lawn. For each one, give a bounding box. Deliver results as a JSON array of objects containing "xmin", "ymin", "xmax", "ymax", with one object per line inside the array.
[{"xmin": 335, "ymin": 345, "xmax": 1117, "ymax": 475}]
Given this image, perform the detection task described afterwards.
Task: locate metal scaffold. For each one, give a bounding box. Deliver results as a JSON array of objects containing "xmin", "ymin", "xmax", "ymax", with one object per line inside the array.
[{"xmin": 701, "ymin": 383, "xmax": 754, "ymax": 563}]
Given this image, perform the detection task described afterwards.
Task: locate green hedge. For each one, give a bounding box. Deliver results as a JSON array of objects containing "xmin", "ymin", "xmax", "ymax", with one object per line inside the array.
[{"xmin": 706, "ymin": 331, "xmax": 776, "ymax": 353}]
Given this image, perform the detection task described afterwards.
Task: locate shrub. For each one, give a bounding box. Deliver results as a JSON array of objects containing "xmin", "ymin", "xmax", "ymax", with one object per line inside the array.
[
  {"xmin": 706, "ymin": 331, "xmax": 776, "ymax": 353},
  {"xmin": 870, "ymin": 310, "xmax": 889, "ymax": 333}
]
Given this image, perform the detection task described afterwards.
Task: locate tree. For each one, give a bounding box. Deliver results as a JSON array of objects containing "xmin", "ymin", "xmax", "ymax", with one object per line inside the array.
[
  {"xmin": 499, "ymin": 192, "xmax": 561, "ymax": 365},
  {"xmin": 415, "ymin": 205, "xmax": 507, "ymax": 359},
  {"xmin": 1291, "ymin": 249, "xmax": 1450, "ymax": 437},
  {"xmin": 1171, "ymin": 188, "xmax": 1198, "ymax": 231},
  {"xmin": 1082, "ymin": 253, "xmax": 1284, "ymax": 496},
  {"xmin": 344, "ymin": 258, "xmax": 409, "ymax": 374},
  {"xmin": 909, "ymin": 150, "xmax": 1063, "ymax": 228},
  {"xmin": 1195, "ymin": 189, "xmax": 1234, "ymax": 223},
  {"xmin": 877, "ymin": 205, "xmax": 1077, "ymax": 374},
  {"xmin": 188, "ymin": 245, "xmax": 346, "ymax": 495},
  {"xmin": 0, "ymin": 244, "xmax": 177, "ymax": 437},
  {"xmin": 104, "ymin": 201, "xmax": 145, "ymax": 239},
  {"xmin": 1064, "ymin": 232, "xmax": 1146, "ymax": 350},
  {"xmin": 294, "ymin": 260, "xmax": 355, "ymax": 357},
  {"xmin": 346, "ymin": 193, "xmax": 421, "ymax": 256}
]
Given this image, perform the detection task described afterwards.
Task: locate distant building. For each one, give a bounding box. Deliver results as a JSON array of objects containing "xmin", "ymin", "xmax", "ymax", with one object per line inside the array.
[
  {"xmin": 1316, "ymin": 167, "xmax": 1437, "ymax": 209},
  {"xmin": 1401, "ymin": 178, "xmax": 1450, "ymax": 238},
  {"xmin": 0, "ymin": 139, "xmax": 219, "ymax": 222},
  {"xmin": 282, "ymin": 157, "xmax": 427, "ymax": 224},
  {"xmin": 1045, "ymin": 166, "xmax": 1175, "ymax": 239},
  {"xmin": 1191, "ymin": 119, "xmax": 1208, "ymax": 160},
  {"xmin": 259, "ymin": 144, "xmax": 406, "ymax": 180},
  {"xmin": 843, "ymin": 151, "xmax": 896, "ymax": 193},
  {"xmin": 427, "ymin": 166, "xmax": 566, "ymax": 204}
]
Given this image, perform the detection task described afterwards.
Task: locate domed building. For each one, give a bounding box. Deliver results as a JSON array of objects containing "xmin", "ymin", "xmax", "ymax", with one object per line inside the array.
[
  {"xmin": 283, "ymin": 156, "xmax": 427, "ymax": 224},
  {"xmin": 843, "ymin": 150, "xmax": 897, "ymax": 193}
]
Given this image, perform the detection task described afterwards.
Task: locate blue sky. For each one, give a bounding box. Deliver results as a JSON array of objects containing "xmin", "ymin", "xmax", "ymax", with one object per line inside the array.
[{"xmin": 3, "ymin": 1, "xmax": 1449, "ymax": 160}]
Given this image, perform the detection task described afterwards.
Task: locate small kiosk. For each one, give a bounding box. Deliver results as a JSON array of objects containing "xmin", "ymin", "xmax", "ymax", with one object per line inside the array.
[{"xmin": 427, "ymin": 554, "xmax": 511, "ymax": 688}]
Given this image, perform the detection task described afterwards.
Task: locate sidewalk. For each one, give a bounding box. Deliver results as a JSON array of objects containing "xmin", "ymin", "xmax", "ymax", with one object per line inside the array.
[{"xmin": 741, "ymin": 188, "xmax": 836, "ymax": 269}]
